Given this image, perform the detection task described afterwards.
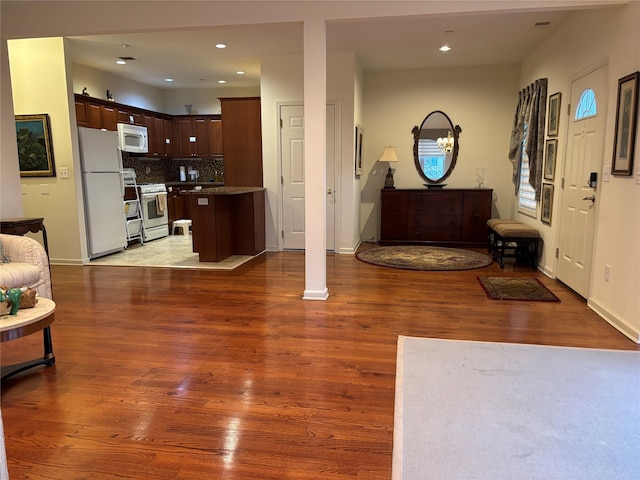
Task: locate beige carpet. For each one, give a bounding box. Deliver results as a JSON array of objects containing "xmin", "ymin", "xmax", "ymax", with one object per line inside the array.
[
  {"xmin": 88, "ymin": 234, "xmax": 256, "ymax": 270},
  {"xmin": 394, "ymin": 336, "xmax": 640, "ymax": 479}
]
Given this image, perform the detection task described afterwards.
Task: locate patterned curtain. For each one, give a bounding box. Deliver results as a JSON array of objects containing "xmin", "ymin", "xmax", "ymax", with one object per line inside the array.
[{"xmin": 508, "ymin": 78, "xmax": 548, "ymax": 200}]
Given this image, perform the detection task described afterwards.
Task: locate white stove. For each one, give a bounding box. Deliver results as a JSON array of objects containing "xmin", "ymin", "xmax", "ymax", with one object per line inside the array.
[
  {"xmin": 138, "ymin": 183, "xmax": 167, "ymax": 194},
  {"xmin": 122, "ymin": 170, "xmax": 169, "ymax": 241}
]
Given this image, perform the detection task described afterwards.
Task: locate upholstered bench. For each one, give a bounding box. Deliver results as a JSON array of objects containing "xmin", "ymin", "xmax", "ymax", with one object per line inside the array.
[{"xmin": 487, "ymin": 219, "xmax": 540, "ymax": 269}]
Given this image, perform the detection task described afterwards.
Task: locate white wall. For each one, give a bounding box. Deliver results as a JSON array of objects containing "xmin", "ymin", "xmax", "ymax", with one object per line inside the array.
[
  {"xmin": 72, "ymin": 63, "xmax": 165, "ymax": 112},
  {"xmin": 164, "ymin": 87, "xmax": 260, "ymax": 115},
  {"xmin": 261, "ymin": 52, "xmax": 360, "ymax": 254},
  {"xmin": 361, "ymin": 64, "xmax": 520, "ymax": 240},
  {"xmin": 0, "ymin": 38, "xmax": 23, "ymax": 218},
  {"xmin": 8, "ymin": 37, "xmax": 85, "ymax": 264},
  {"xmin": 519, "ymin": 3, "xmax": 639, "ymax": 341},
  {"xmin": 73, "ymin": 63, "xmax": 260, "ymax": 115}
]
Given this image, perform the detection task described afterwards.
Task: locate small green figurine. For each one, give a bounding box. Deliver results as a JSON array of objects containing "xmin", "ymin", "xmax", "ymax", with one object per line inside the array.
[{"xmin": 0, "ymin": 288, "xmax": 23, "ymax": 315}]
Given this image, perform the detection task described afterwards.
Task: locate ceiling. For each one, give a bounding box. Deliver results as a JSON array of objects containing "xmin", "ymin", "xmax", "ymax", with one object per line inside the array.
[{"xmin": 65, "ymin": 8, "xmax": 589, "ymax": 89}]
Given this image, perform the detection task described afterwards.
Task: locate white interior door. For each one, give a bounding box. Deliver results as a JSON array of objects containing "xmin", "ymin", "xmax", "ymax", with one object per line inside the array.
[
  {"xmin": 556, "ymin": 64, "xmax": 608, "ymax": 297},
  {"xmin": 281, "ymin": 104, "xmax": 336, "ymax": 251}
]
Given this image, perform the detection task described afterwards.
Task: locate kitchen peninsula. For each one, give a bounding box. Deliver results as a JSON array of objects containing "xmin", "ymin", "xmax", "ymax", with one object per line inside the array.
[{"xmin": 188, "ymin": 187, "xmax": 266, "ymax": 262}]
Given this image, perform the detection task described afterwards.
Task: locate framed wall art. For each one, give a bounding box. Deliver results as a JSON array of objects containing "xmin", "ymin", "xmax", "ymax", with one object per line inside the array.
[
  {"xmin": 354, "ymin": 124, "xmax": 364, "ymax": 177},
  {"xmin": 541, "ymin": 183, "xmax": 554, "ymax": 226},
  {"xmin": 611, "ymin": 71, "xmax": 639, "ymax": 176},
  {"xmin": 544, "ymin": 138, "xmax": 558, "ymax": 181},
  {"xmin": 15, "ymin": 114, "xmax": 56, "ymax": 177},
  {"xmin": 547, "ymin": 92, "xmax": 562, "ymax": 137}
]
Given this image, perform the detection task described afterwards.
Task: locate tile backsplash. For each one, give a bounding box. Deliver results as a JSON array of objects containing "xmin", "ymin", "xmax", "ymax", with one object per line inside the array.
[{"xmin": 122, "ymin": 154, "xmax": 224, "ymax": 184}]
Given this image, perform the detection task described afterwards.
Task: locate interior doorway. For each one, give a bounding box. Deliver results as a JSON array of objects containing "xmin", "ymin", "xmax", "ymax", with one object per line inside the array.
[
  {"xmin": 556, "ymin": 63, "xmax": 608, "ymax": 297},
  {"xmin": 279, "ymin": 103, "xmax": 337, "ymax": 251}
]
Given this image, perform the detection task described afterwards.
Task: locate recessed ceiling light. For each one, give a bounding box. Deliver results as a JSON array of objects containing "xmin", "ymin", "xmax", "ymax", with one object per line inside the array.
[
  {"xmin": 218, "ymin": 80, "xmax": 226, "ymax": 84},
  {"xmin": 236, "ymin": 71, "xmax": 245, "ymax": 75},
  {"xmin": 164, "ymin": 78, "xmax": 174, "ymax": 82},
  {"xmin": 215, "ymin": 43, "xmax": 226, "ymax": 49},
  {"xmin": 439, "ymin": 45, "xmax": 452, "ymax": 52},
  {"xmin": 121, "ymin": 44, "xmax": 130, "ymax": 48},
  {"xmin": 116, "ymin": 60, "xmax": 126, "ymax": 65}
]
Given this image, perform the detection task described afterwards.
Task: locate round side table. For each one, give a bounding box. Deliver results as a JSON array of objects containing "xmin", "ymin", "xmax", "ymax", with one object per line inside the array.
[{"xmin": 1, "ymin": 297, "xmax": 56, "ymax": 380}]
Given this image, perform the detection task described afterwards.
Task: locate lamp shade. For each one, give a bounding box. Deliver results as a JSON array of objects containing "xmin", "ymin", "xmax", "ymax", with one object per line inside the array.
[{"xmin": 378, "ymin": 146, "xmax": 399, "ymax": 162}]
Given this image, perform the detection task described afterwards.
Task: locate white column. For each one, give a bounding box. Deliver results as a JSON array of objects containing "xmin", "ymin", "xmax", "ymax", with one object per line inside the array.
[{"xmin": 302, "ymin": 19, "xmax": 328, "ymax": 300}]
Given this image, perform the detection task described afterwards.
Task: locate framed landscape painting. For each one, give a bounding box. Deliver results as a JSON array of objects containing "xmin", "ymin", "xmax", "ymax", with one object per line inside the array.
[
  {"xmin": 611, "ymin": 72, "xmax": 639, "ymax": 176},
  {"xmin": 15, "ymin": 114, "xmax": 56, "ymax": 177},
  {"xmin": 541, "ymin": 183, "xmax": 554, "ymax": 226},
  {"xmin": 547, "ymin": 92, "xmax": 561, "ymax": 137},
  {"xmin": 544, "ymin": 138, "xmax": 558, "ymax": 181}
]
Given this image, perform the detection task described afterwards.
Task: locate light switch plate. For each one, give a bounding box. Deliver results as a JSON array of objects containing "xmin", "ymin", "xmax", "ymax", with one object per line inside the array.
[
  {"xmin": 635, "ymin": 168, "xmax": 640, "ymax": 184},
  {"xmin": 602, "ymin": 165, "xmax": 611, "ymax": 182}
]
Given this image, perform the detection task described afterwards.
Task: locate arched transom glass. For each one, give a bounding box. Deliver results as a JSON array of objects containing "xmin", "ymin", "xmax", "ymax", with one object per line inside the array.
[{"xmin": 575, "ymin": 88, "xmax": 597, "ymax": 120}]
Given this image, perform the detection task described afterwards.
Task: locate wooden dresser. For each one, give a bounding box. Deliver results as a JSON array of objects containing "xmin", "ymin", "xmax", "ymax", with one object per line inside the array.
[{"xmin": 380, "ymin": 188, "xmax": 493, "ymax": 247}]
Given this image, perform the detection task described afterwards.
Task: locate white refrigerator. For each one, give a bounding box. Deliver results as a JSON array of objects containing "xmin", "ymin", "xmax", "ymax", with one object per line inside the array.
[{"xmin": 78, "ymin": 127, "xmax": 127, "ymax": 259}]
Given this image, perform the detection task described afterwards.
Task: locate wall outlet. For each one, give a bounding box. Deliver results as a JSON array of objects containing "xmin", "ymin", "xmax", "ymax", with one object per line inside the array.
[
  {"xmin": 604, "ymin": 264, "xmax": 611, "ymax": 282},
  {"xmin": 58, "ymin": 166, "xmax": 69, "ymax": 179}
]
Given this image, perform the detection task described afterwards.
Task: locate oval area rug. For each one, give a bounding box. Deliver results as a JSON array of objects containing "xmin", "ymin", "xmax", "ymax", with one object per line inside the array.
[{"xmin": 356, "ymin": 245, "xmax": 492, "ymax": 271}]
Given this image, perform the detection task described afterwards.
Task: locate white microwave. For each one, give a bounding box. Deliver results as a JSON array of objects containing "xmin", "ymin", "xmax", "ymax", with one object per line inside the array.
[{"xmin": 117, "ymin": 123, "xmax": 148, "ymax": 153}]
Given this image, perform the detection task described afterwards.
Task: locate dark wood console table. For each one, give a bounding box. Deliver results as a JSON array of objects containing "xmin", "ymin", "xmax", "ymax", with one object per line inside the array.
[
  {"xmin": 380, "ymin": 188, "xmax": 493, "ymax": 247},
  {"xmin": 0, "ymin": 217, "xmax": 49, "ymax": 259},
  {"xmin": 189, "ymin": 187, "xmax": 266, "ymax": 262}
]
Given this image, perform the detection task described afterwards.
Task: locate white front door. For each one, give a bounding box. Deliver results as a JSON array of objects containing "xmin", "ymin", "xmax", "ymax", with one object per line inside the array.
[
  {"xmin": 280, "ymin": 103, "xmax": 336, "ymax": 251},
  {"xmin": 556, "ymin": 64, "xmax": 608, "ymax": 297}
]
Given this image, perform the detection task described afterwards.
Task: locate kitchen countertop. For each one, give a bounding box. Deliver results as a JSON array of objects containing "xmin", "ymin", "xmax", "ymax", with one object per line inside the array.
[
  {"xmin": 187, "ymin": 186, "xmax": 266, "ymax": 195},
  {"xmin": 166, "ymin": 182, "xmax": 224, "ymax": 191}
]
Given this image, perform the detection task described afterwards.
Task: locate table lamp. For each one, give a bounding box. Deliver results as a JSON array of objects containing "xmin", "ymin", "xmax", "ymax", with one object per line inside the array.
[{"xmin": 380, "ymin": 146, "xmax": 399, "ymax": 189}]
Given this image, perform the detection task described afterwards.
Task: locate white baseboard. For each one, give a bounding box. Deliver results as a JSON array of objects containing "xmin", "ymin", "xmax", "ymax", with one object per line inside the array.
[
  {"xmin": 51, "ymin": 258, "xmax": 84, "ymax": 265},
  {"xmin": 588, "ymin": 298, "xmax": 640, "ymax": 344},
  {"xmin": 302, "ymin": 287, "xmax": 329, "ymax": 300}
]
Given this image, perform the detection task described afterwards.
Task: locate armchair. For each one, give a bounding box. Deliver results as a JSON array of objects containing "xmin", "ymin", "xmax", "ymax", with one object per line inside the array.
[{"xmin": 0, "ymin": 233, "xmax": 52, "ymax": 300}]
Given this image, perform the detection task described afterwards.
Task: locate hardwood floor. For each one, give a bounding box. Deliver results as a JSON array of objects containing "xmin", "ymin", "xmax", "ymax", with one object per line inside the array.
[{"xmin": 2, "ymin": 250, "xmax": 637, "ymax": 479}]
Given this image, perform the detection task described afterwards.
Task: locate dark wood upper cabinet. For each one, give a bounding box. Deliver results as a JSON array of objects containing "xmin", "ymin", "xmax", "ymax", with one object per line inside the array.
[
  {"xmin": 101, "ymin": 105, "xmax": 118, "ymax": 131},
  {"xmin": 75, "ymin": 94, "xmax": 224, "ymax": 159},
  {"xmin": 174, "ymin": 116, "xmax": 217, "ymax": 157},
  {"xmin": 220, "ymin": 97, "xmax": 262, "ymax": 187},
  {"xmin": 162, "ymin": 118, "xmax": 173, "ymax": 157},
  {"xmin": 75, "ymin": 101, "xmax": 88, "ymax": 127},
  {"xmin": 86, "ymin": 103, "xmax": 102, "ymax": 129},
  {"xmin": 208, "ymin": 118, "xmax": 223, "ymax": 155}
]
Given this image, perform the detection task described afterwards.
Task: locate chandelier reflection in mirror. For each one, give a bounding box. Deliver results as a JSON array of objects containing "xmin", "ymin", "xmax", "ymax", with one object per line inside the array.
[{"xmin": 437, "ymin": 131, "xmax": 455, "ymax": 153}]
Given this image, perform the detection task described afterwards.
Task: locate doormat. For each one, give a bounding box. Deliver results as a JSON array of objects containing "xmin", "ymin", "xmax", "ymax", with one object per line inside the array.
[{"xmin": 478, "ymin": 276, "xmax": 560, "ymax": 302}]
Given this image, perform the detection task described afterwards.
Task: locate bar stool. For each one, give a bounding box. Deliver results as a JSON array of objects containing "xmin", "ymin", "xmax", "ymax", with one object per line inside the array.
[{"xmin": 172, "ymin": 219, "xmax": 192, "ymax": 235}]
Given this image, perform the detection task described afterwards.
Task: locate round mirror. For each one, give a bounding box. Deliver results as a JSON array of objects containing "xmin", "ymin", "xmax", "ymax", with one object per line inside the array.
[{"xmin": 412, "ymin": 111, "xmax": 461, "ymax": 186}]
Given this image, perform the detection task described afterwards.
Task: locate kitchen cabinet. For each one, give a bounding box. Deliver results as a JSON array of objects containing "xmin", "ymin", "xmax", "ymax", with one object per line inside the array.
[
  {"xmin": 84, "ymin": 103, "xmax": 117, "ymax": 131},
  {"xmin": 189, "ymin": 187, "xmax": 265, "ymax": 262},
  {"xmin": 167, "ymin": 189, "xmax": 191, "ymax": 231},
  {"xmin": 209, "ymin": 118, "xmax": 223, "ymax": 155},
  {"xmin": 75, "ymin": 100, "xmax": 88, "ymax": 127},
  {"xmin": 74, "ymin": 95, "xmax": 217, "ymax": 159},
  {"xmin": 162, "ymin": 118, "xmax": 173, "ymax": 157},
  {"xmin": 117, "ymin": 107, "xmax": 141, "ymax": 125},
  {"xmin": 174, "ymin": 116, "xmax": 216, "ymax": 158},
  {"xmin": 220, "ymin": 97, "xmax": 262, "ymax": 187},
  {"xmin": 380, "ymin": 188, "xmax": 492, "ymax": 247}
]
